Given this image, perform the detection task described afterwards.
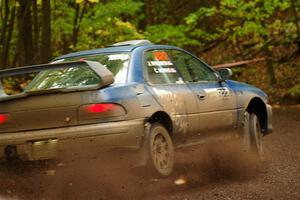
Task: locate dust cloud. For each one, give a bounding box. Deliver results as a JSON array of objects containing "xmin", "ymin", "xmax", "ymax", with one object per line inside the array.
[
  {"xmin": 174, "ymin": 140, "xmax": 261, "ymax": 186},
  {"xmin": 0, "ymin": 140, "xmax": 262, "ymax": 200}
]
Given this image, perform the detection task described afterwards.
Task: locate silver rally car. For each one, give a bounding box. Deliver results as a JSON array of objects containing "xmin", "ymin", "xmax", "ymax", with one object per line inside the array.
[{"xmin": 0, "ymin": 40, "xmax": 272, "ymax": 177}]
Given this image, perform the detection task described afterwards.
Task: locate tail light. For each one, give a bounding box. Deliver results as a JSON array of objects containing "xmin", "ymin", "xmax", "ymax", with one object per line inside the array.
[
  {"xmin": 78, "ymin": 103, "xmax": 126, "ymax": 122},
  {"xmin": 87, "ymin": 103, "xmax": 115, "ymax": 113},
  {"xmin": 0, "ymin": 114, "xmax": 9, "ymax": 124}
]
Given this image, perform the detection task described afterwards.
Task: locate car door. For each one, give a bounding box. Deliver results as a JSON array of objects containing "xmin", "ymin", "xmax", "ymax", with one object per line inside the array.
[
  {"xmin": 143, "ymin": 49, "xmax": 199, "ymax": 142},
  {"xmin": 169, "ymin": 49, "xmax": 237, "ymax": 136}
]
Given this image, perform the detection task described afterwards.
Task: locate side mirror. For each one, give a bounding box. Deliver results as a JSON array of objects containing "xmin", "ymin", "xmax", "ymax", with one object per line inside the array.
[{"xmin": 218, "ymin": 68, "xmax": 233, "ymax": 81}]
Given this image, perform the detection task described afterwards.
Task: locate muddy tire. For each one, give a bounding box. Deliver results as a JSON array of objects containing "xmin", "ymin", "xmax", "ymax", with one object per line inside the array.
[
  {"xmin": 241, "ymin": 112, "xmax": 263, "ymax": 158},
  {"xmin": 147, "ymin": 123, "xmax": 174, "ymax": 177}
]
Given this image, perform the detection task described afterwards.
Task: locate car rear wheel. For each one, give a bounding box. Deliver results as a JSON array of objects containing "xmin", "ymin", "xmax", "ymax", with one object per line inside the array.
[
  {"xmin": 242, "ymin": 112, "xmax": 263, "ymax": 158},
  {"xmin": 148, "ymin": 123, "xmax": 174, "ymax": 177}
]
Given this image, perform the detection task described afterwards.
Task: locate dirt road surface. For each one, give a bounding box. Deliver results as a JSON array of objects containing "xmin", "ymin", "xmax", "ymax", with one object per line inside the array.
[{"xmin": 0, "ymin": 106, "xmax": 299, "ymax": 200}]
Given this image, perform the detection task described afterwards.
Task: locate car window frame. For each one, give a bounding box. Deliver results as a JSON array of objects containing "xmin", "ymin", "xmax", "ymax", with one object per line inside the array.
[{"xmin": 142, "ymin": 48, "xmax": 186, "ymax": 86}]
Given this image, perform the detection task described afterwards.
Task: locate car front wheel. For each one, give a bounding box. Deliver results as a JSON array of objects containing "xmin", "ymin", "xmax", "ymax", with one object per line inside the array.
[
  {"xmin": 242, "ymin": 112, "xmax": 263, "ymax": 158},
  {"xmin": 148, "ymin": 123, "xmax": 174, "ymax": 177}
]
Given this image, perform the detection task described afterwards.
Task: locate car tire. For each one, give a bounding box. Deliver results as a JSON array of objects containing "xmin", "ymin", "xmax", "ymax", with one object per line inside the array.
[
  {"xmin": 241, "ymin": 112, "xmax": 263, "ymax": 158},
  {"xmin": 147, "ymin": 123, "xmax": 174, "ymax": 177}
]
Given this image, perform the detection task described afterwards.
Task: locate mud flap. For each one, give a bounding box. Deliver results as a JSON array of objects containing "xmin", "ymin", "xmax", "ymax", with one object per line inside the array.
[
  {"xmin": 241, "ymin": 111, "xmax": 251, "ymax": 152},
  {"xmin": 133, "ymin": 122, "xmax": 151, "ymax": 167}
]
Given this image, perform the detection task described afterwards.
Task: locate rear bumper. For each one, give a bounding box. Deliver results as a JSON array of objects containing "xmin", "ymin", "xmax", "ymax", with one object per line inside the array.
[{"xmin": 0, "ymin": 119, "xmax": 145, "ymax": 160}]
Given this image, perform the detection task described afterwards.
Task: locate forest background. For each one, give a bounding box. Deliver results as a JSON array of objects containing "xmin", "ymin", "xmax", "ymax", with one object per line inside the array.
[{"xmin": 0, "ymin": 0, "xmax": 299, "ymax": 103}]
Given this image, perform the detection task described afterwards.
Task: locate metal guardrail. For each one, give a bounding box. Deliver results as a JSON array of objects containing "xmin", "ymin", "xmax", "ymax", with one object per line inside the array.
[{"xmin": 212, "ymin": 57, "xmax": 266, "ymax": 69}]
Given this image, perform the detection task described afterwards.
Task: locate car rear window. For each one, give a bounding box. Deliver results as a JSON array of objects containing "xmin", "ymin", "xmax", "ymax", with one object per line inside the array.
[
  {"xmin": 58, "ymin": 53, "xmax": 130, "ymax": 84},
  {"xmin": 25, "ymin": 66, "xmax": 101, "ymax": 92},
  {"xmin": 1, "ymin": 53, "xmax": 130, "ymax": 96}
]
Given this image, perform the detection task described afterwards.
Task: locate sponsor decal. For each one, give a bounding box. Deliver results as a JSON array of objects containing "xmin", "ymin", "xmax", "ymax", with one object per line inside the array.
[
  {"xmin": 153, "ymin": 67, "xmax": 177, "ymax": 73},
  {"xmin": 148, "ymin": 61, "xmax": 173, "ymax": 66},
  {"xmin": 153, "ymin": 51, "xmax": 170, "ymax": 61},
  {"xmin": 204, "ymin": 87, "xmax": 230, "ymax": 97},
  {"xmin": 108, "ymin": 54, "xmax": 129, "ymax": 61}
]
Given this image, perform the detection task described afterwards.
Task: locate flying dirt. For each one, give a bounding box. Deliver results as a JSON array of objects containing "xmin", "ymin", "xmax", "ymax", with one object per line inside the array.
[{"xmin": 0, "ymin": 106, "xmax": 299, "ymax": 200}]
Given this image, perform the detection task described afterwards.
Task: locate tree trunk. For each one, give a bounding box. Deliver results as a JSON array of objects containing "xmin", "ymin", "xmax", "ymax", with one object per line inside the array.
[
  {"xmin": 0, "ymin": 0, "xmax": 9, "ymax": 68},
  {"xmin": 41, "ymin": 0, "xmax": 51, "ymax": 63},
  {"xmin": 72, "ymin": 1, "xmax": 87, "ymax": 48},
  {"xmin": 0, "ymin": 0, "xmax": 9, "ymax": 46},
  {"xmin": 72, "ymin": 3, "xmax": 80, "ymax": 47},
  {"xmin": 32, "ymin": 0, "xmax": 40, "ymax": 63},
  {"xmin": 23, "ymin": 0, "xmax": 34, "ymax": 65},
  {"xmin": 263, "ymin": 40, "xmax": 277, "ymax": 86},
  {"xmin": 2, "ymin": 5, "xmax": 16, "ymax": 68},
  {"xmin": 15, "ymin": 6, "xmax": 24, "ymax": 67},
  {"xmin": 16, "ymin": 0, "xmax": 34, "ymax": 66}
]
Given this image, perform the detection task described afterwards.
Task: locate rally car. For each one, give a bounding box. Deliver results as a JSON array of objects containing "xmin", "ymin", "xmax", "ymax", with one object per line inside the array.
[{"xmin": 0, "ymin": 40, "xmax": 272, "ymax": 176}]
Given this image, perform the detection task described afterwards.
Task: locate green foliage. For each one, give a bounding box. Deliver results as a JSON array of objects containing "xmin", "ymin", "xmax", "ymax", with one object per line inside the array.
[
  {"xmin": 180, "ymin": 0, "xmax": 296, "ymax": 54},
  {"xmin": 145, "ymin": 24, "xmax": 199, "ymax": 47},
  {"xmin": 1, "ymin": 0, "xmax": 299, "ymax": 103},
  {"xmin": 76, "ymin": 0, "xmax": 99, "ymax": 3},
  {"xmin": 51, "ymin": 0, "xmax": 144, "ymax": 55},
  {"xmin": 51, "ymin": 1, "xmax": 75, "ymax": 49},
  {"xmin": 287, "ymin": 84, "xmax": 300, "ymax": 101},
  {"xmin": 185, "ymin": 7, "xmax": 217, "ymax": 26},
  {"xmin": 220, "ymin": 0, "xmax": 290, "ymax": 40},
  {"xmin": 91, "ymin": 0, "xmax": 143, "ymax": 18},
  {"xmin": 76, "ymin": 17, "xmax": 144, "ymax": 50}
]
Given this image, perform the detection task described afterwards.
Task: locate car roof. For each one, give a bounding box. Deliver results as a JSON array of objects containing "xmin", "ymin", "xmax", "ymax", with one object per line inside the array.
[
  {"xmin": 54, "ymin": 45, "xmax": 138, "ymax": 61},
  {"xmin": 53, "ymin": 40, "xmax": 170, "ymax": 61}
]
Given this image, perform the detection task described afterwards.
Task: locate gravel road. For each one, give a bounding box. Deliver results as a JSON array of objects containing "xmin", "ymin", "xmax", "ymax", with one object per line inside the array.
[{"xmin": 0, "ymin": 106, "xmax": 299, "ymax": 200}]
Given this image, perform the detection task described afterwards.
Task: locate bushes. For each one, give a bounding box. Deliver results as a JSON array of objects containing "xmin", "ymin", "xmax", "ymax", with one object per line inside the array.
[{"xmin": 286, "ymin": 84, "xmax": 300, "ymax": 102}]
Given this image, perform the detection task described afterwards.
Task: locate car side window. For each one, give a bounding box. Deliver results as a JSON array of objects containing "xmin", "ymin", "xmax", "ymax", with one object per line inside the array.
[
  {"xmin": 145, "ymin": 50, "xmax": 183, "ymax": 84},
  {"xmin": 170, "ymin": 50, "xmax": 217, "ymax": 82}
]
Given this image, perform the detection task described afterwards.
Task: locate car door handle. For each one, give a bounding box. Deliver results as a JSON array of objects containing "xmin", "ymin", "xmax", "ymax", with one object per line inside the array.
[{"xmin": 197, "ymin": 94, "xmax": 206, "ymax": 100}]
